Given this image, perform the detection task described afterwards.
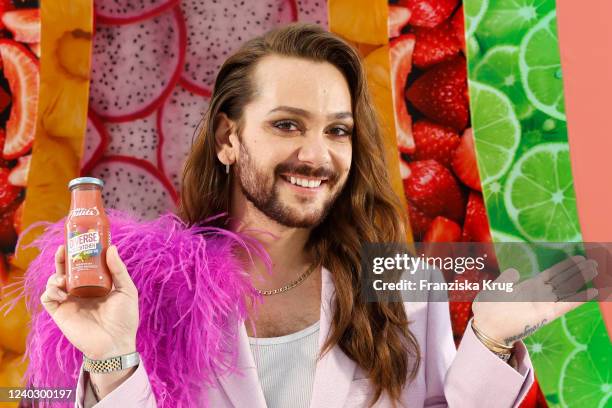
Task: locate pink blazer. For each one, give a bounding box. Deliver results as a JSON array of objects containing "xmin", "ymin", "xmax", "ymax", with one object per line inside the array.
[{"xmin": 74, "ymin": 268, "xmax": 534, "ymax": 407}]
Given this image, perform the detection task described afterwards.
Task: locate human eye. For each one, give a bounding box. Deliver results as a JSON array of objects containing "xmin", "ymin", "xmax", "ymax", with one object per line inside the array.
[
  {"xmin": 273, "ymin": 120, "xmax": 300, "ymax": 132},
  {"xmin": 327, "ymin": 125, "xmax": 353, "ymax": 138}
]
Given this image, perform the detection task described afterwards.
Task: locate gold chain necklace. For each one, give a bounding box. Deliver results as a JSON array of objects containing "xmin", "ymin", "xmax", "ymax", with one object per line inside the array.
[{"xmin": 256, "ymin": 263, "xmax": 318, "ymax": 296}]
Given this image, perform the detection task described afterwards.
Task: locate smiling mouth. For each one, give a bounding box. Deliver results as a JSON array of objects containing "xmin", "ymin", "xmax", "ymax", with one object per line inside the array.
[{"xmin": 280, "ymin": 174, "xmax": 329, "ymax": 189}]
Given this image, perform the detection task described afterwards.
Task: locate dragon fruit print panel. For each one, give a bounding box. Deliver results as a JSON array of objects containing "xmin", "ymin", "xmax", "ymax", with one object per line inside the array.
[{"xmin": 83, "ymin": 1, "xmax": 329, "ymax": 221}]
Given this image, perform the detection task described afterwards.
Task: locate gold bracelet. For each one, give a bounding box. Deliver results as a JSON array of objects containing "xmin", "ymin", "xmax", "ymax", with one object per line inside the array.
[
  {"xmin": 472, "ymin": 329, "xmax": 513, "ymax": 362},
  {"xmin": 475, "ymin": 334, "xmax": 512, "ymax": 354},
  {"xmin": 471, "ymin": 320, "xmax": 513, "ymax": 353}
]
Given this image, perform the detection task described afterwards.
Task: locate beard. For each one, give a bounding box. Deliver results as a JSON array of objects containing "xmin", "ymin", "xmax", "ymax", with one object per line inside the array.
[{"xmin": 235, "ymin": 141, "xmax": 344, "ymax": 228}]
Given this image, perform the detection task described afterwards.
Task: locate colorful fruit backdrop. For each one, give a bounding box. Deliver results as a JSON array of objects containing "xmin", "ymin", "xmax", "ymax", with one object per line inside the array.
[
  {"xmin": 0, "ymin": 1, "xmax": 610, "ymax": 408},
  {"xmin": 0, "ymin": 0, "xmax": 39, "ymax": 403}
]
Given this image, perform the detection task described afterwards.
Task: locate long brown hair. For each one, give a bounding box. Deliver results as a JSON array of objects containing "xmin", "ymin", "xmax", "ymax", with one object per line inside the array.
[{"xmin": 179, "ymin": 23, "xmax": 420, "ymax": 406}]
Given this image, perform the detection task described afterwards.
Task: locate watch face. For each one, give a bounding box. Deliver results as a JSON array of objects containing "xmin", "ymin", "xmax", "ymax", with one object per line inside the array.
[{"xmin": 121, "ymin": 351, "xmax": 140, "ymax": 369}]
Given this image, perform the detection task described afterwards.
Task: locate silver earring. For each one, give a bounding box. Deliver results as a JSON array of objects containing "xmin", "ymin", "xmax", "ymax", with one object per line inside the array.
[{"xmin": 226, "ymin": 164, "xmax": 230, "ymax": 174}]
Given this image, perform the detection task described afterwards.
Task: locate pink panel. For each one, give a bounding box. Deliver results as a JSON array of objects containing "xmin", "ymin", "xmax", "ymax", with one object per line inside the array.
[{"xmin": 557, "ymin": 0, "xmax": 612, "ymax": 334}]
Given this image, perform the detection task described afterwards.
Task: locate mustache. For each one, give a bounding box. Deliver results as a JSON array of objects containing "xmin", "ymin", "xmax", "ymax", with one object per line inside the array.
[{"xmin": 275, "ymin": 162, "xmax": 338, "ymax": 182}]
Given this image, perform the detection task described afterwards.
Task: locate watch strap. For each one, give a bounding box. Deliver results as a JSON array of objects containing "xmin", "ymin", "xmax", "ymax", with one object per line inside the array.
[
  {"xmin": 83, "ymin": 351, "xmax": 140, "ymax": 373},
  {"xmin": 492, "ymin": 350, "xmax": 512, "ymax": 362}
]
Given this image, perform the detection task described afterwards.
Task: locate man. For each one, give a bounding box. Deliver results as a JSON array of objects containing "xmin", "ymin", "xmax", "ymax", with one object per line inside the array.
[{"xmin": 39, "ymin": 23, "xmax": 597, "ymax": 408}]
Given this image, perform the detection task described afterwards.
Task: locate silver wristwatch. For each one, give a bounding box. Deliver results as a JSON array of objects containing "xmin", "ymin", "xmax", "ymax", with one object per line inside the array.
[{"xmin": 83, "ymin": 351, "xmax": 140, "ymax": 373}]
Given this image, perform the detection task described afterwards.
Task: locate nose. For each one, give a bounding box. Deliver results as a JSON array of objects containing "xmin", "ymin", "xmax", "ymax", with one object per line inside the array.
[{"xmin": 297, "ymin": 132, "xmax": 332, "ymax": 166}]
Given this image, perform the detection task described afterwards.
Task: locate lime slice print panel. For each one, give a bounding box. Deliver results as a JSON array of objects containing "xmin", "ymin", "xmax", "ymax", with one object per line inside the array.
[
  {"xmin": 467, "ymin": 36, "xmax": 481, "ymax": 66},
  {"xmin": 478, "ymin": 0, "xmax": 555, "ymax": 47},
  {"xmin": 523, "ymin": 317, "xmax": 575, "ymax": 399},
  {"xmin": 483, "ymin": 178, "xmax": 514, "ymax": 232},
  {"xmin": 490, "ymin": 230, "xmax": 539, "ymax": 278},
  {"xmin": 464, "ymin": 0, "xmax": 488, "ymax": 38},
  {"xmin": 560, "ymin": 301, "xmax": 612, "ymax": 408},
  {"xmin": 562, "ymin": 300, "xmax": 609, "ymax": 347},
  {"xmin": 504, "ymin": 143, "xmax": 580, "ymax": 242},
  {"xmin": 474, "ymin": 45, "xmax": 534, "ymax": 119},
  {"xmin": 519, "ymin": 11, "xmax": 566, "ymax": 121},
  {"xmin": 468, "ymin": 80, "xmax": 520, "ymax": 184},
  {"xmin": 464, "ymin": 0, "xmax": 612, "ymax": 406},
  {"xmin": 560, "ymin": 348, "xmax": 612, "ymax": 408}
]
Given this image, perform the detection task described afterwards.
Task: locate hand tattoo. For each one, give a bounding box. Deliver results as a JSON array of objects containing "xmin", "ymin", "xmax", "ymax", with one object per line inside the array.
[{"xmin": 503, "ymin": 319, "xmax": 547, "ymax": 346}]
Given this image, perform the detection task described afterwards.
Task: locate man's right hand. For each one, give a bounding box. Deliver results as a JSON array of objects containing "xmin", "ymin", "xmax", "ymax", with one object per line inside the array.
[{"xmin": 41, "ymin": 244, "xmax": 139, "ymax": 361}]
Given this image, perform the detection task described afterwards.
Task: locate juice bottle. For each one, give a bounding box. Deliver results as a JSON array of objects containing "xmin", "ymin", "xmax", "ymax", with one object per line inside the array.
[{"xmin": 65, "ymin": 177, "xmax": 112, "ymax": 297}]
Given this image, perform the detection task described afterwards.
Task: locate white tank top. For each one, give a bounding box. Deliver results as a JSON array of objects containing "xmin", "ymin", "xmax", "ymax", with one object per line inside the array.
[{"xmin": 248, "ymin": 320, "xmax": 320, "ymax": 408}]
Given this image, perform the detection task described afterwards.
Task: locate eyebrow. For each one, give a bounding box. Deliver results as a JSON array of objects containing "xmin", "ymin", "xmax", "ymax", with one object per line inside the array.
[{"xmin": 268, "ymin": 106, "xmax": 353, "ymax": 121}]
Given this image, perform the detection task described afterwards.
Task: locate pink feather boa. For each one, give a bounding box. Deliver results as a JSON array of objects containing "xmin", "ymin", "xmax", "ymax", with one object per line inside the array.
[{"xmin": 18, "ymin": 209, "xmax": 268, "ymax": 407}]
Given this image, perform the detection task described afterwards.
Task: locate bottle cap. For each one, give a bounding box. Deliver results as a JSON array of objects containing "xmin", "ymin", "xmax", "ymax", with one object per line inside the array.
[{"xmin": 68, "ymin": 177, "xmax": 105, "ymax": 190}]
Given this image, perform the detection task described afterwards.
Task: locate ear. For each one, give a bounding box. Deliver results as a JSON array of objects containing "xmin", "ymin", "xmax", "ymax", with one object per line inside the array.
[{"xmin": 215, "ymin": 112, "xmax": 238, "ymax": 166}]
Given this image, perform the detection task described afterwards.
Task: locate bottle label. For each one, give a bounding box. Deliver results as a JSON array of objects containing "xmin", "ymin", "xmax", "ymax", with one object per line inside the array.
[
  {"xmin": 70, "ymin": 207, "xmax": 100, "ymax": 217},
  {"xmin": 68, "ymin": 230, "xmax": 101, "ymax": 261}
]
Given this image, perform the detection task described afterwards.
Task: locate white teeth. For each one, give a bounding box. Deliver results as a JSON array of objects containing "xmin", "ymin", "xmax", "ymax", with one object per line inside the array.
[{"xmin": 287, "ymin": 177, "xmax": 322, "ymax": 188}]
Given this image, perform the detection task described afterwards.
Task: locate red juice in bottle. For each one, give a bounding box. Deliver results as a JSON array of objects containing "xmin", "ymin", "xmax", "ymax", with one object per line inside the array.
[{"xmin": 65, "ymin": 177, "xmax": 112, "ymax": 297}]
